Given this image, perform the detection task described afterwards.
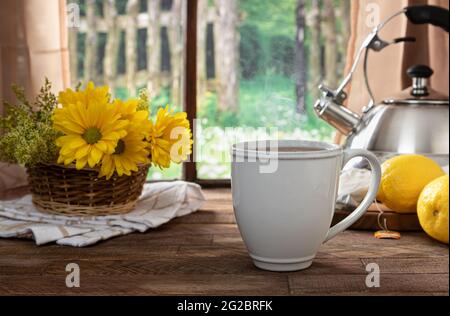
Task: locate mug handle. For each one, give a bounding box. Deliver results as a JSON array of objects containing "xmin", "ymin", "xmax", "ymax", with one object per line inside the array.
[{"xmin": 324, "ymin": 149, "xmax": 382, "ymax": 242}]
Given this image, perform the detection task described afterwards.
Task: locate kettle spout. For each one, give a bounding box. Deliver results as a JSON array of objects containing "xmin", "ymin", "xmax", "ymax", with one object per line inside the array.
[{"xmin": 314, "ymin": 96, "xmax": 361, "ymax": 135}]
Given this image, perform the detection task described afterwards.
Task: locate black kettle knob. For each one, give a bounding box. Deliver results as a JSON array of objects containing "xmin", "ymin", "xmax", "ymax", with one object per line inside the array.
[
  {"xmin": 407, "ymin": 65, "xmax": 434, "ymax": 78},
  {"xmin": 407, "ymin": 65, "xmax": 433, "ymax": 97}
]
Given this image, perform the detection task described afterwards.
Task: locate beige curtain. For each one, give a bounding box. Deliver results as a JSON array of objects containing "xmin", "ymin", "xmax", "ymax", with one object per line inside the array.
[
  {"xmin": 0, "ymin": 0, "xmax": 70, "ymax": 194},
  {"xmin": 339, "ymin": 0, "xmax": 449, "ymax": 141}
]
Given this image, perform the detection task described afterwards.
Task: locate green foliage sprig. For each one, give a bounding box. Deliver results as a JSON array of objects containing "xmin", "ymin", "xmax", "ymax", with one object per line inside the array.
[
  {"xmin": 0, "ymin": 79, "xmax": 61, "ymax": 167},
  {"xmin": 137, "ymin": 88, "xmax": 151, "ymax": 112}
]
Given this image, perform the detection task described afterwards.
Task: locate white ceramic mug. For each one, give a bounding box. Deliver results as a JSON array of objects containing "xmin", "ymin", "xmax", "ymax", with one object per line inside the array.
[{"xmin": 231, "ymin": 140, "xmax": 381, "ymax": 272}]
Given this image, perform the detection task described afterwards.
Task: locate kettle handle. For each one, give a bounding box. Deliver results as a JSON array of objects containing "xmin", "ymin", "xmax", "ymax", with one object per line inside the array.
[
  {"xmin": 314, "ymin": 5, "xmax": 449, "ymax": 120},
  {"xmin": 405, "ymin": 5, "xmax": 449, "ymax": 33}
]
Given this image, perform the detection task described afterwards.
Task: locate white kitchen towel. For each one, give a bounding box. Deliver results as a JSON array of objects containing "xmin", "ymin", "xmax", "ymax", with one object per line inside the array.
[
  {"xmin": 336, "ymin": 165, "xmax": 449, "ymax": 209},
  {"xmin": 0, "ymin": 181, "xmax": 205, "ymax": 247}
]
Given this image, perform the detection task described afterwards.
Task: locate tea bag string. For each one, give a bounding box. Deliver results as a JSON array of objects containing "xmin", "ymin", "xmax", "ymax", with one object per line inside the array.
[{"xmin": 374, "ymin": 199, "xmax": 389, "ymax": 231}]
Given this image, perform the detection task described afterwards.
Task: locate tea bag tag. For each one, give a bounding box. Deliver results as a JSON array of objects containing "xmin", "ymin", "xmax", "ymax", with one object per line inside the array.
[
  {"xmin": 373, "ymin": 201, "xmax": 401, "ymax": 240},
  {"xmin": 374, "ymin": 230, "xmax": 401, "ymax": 240}
]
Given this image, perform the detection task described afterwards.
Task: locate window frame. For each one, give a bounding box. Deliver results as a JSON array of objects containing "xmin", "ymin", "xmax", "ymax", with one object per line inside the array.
[{"xmin": 183, "ymin": 0, "xmax": 231, "ymax": 187}]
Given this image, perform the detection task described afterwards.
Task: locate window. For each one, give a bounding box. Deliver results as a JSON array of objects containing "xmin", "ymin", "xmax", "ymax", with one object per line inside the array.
[
  {"xmin": 195, "ymin": 0, "xmax": 350, "ymax": 181},
  {"xmin": 67, "ymin": 0, "xmax": 351, "ymax": 183},
  {"xmin": 67, "ymin": 0, "xmax": 187, "ymax": 180}
]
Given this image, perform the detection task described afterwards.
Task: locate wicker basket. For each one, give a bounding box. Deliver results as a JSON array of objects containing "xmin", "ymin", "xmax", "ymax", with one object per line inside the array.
[{"xmin": 26, "ymin": 163, "xmax": 150, "ymax": 216}]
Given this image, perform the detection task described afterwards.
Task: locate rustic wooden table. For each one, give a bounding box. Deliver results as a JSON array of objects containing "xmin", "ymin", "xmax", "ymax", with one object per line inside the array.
[{"xmin": 0, "ymin": 188, "xmax": 448, "ymax": 295}]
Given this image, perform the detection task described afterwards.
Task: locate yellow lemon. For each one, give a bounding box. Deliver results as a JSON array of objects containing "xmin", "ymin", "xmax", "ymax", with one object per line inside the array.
[
  {"xmin": 377, "ymin": 155, "xmax": 445, "ymax": 213},
  {"xmin": 417, "ymin": 175, "xmax": 449, "ymax": 244}
]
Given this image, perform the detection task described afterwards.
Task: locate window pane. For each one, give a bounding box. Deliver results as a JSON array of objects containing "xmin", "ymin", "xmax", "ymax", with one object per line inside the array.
[
  {"xmin": 67, "ymin": 0, "xmax": 186, "ymax": 180},
  {"xmin": 196, "ymin": 0, "xmax": 350, "ymax": 179}
]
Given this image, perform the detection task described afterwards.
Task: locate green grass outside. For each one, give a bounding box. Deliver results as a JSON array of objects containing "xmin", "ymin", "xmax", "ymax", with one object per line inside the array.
[{"xmin": 196, "ymin": 74, "xmax": 334, "ymax": 179}]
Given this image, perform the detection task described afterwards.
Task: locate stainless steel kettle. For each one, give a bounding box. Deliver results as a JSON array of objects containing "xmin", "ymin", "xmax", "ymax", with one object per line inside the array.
[{"xmin": 314, "ymin": 5, "xmax": 449, "ymax": 166}]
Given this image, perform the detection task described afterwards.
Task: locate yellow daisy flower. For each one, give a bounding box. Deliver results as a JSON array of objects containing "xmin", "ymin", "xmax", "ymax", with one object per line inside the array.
[
  {"xmin": 113, "ymin": 99, "xmax": 152, "ymax": 139},
  {"xmin": 58, "ymin": 81, "xmax": 110, "ymax": 108},
  {"xmin": 53, "ymin": 100, "xmax": 129, "ymax": 170},
  {"xmin": 99, "ymin": 129, "xmax": 150, "ymax": 179},
  {"xmin": 148, "ymin": 106, "xmax": 192, "ymax": 169}
]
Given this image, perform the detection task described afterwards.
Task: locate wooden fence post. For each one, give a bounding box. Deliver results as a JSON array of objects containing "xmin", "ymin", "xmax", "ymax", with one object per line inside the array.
[
  {"xmin": 168, "ymin": 0, "xmax": 183, "ymax": 107},
  {"xmin": 68, "ymin": 27, "xmax": 78, "ymax": 87},
  {"xmin": 126, "ymin": 0, "xmax": 139, "ymax": 96},
  {"xmin": 147, "ymin": 0, "xmax": 161, "ymax": 99},
  {"xmin": 323, "ymin": 0, "xmax": 337, "ymax": 87},
  {"xmin": 214, "ymin": 0, "xmax": 238, "ymax": 112},
  {"xmin": 84, "ymin": 0, "xmax": 97, "ymax": 83},
  {"xmin": 104, "ymin": 0, "xmax": 119, "ymax": 94}
]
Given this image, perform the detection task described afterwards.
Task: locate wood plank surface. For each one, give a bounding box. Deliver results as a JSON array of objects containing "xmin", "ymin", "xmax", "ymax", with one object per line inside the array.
[{"xmin": 0, "ymin": 188, "xmax": 448, "ymax": 296}]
